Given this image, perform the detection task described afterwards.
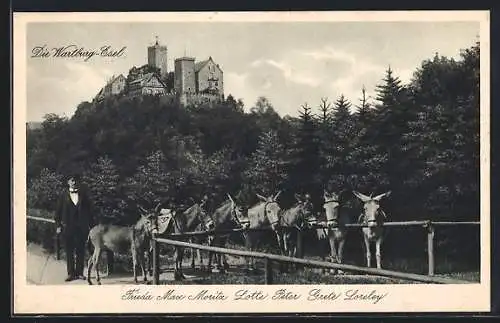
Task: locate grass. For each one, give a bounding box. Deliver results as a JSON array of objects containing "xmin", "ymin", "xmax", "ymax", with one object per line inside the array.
[{"xmin": 28, "ymin": 242, "xmax": 480, "ymax": 284}]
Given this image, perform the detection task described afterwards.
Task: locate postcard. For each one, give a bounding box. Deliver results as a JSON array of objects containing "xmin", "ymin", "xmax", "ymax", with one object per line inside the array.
[{"xmin": 13, "ymin": 10, "xmax": 490, "ymax": 314}]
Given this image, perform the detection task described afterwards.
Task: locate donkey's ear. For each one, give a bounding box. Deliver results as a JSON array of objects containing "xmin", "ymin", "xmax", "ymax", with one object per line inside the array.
[
  {"xmin": 353, "ymin": 191, "xmax": 370, "ymax": 202},
  {"xmin": 374, "ymin": 191, "xmax": 391, "ymax": 201},
  {"xmin": 256, "ymin": 193, "xmax": 267, "ymax": 201},
  {"xmin": 227, "ymin": 193, "xmax": 235, "ymax": 205},
  {"xmin": 294, "ymin": 193, "xmax": 302, "ymax": 202}
]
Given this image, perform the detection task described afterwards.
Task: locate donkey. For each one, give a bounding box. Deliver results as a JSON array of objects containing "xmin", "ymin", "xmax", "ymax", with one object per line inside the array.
[
  {"xmin": 278, "ymin": 193, "xmax": 314, "ymax": 258},
  {"xmin": 242, "ymin": 191, "xmax": 282, "ymax": 272},
  {"xmin": 318, "ymin": 190, "xmax": 354, "ymax": 274},
  {"xmin": 206, "ymin": 193, "xmax": 250, "ymax": 273},
  {"xmin": 353, "ymin": 191, "xmax": 391, "ymax": 269},
  {"xmin": 166, "ymin": 201, "xmax": 212, "ymax": 280},
  {"xmin": 86, "ymin": 204, "xmax": 159, "ymax": 285}
]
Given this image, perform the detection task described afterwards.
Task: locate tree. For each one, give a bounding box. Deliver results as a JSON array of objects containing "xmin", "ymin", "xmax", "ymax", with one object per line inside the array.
[
  {"xmin": 287, "ymin": 103, "xmax": 321, "ymax": 195},
  {"xmin": 349, "ymin": 86, "xmax": 389, "ymax": 194},
  {"xmin": 328, "ymin": 95, "xmax": 356, "ymax": 188},
  {"xmin": 243, "ymin": 130, "xmax": 288, "ymax": 196},
  {"xmin": 403, "ymin": 43, "xmax": 480, "ymax": 221},
  {"xmin": 83, "ymin": 156, "xmax": 127, "ymax": 224},
  {"xmin": 372, "ymin": 67, "xmax": 414, "ymax": 194},
  {"xmin": 316, "ymin": 98, "xmax": 334, "ymax": 181},
  {"xmin": 123, "ymin": 150, "xmax": 171, "ymax": 216},
  {"xmin": 27, "ymin": 168, "xmax": 65, "ymax": 210}
]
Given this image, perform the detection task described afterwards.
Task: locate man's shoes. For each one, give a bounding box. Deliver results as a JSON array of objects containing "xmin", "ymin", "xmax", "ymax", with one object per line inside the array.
[
  {"xmin": 64, "ymin": 275, "xmax": 74, "ymax": 282},
  {"xmin": 76, "ymin": 275, "xmax": 86, "ymax": 280}
]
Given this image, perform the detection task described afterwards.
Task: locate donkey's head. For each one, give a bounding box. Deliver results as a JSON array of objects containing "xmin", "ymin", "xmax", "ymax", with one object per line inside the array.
[
  {"xmin": 197, "ymin": 195, "xmax": 214, "ymax": 230},
  {"xmin": 136, "ymin": 201, "xmax": 162, "ymax": 235},
  {"xmin": 294, "ymin": 193, "xmax": 315, "ymax": 228},
  {"xmin": 353, "ymin": 191, "xmax": 391, "ymax": 227},
  {"xmin": 323, "ymin": 190, "xmax": 341, "ymax": 228},
  {"xmin": 227, "ymin": 193, "xmax": 250, "ymax": 229},
  {"xmin": 256, "ymin": 191, "xmax": 282, "ymax": 230}
]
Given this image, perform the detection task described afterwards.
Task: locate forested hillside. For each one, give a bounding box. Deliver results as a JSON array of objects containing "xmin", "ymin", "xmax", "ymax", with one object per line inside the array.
[{"xmin": 27, "ymin": 42, "xmax": 480, "ymax": 236}]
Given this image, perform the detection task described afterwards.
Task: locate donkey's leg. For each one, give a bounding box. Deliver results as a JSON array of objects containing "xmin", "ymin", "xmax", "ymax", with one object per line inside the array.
[
  {"xmin": 95, "ymin": 248, "xmax": 103, "ymax": 285},
  {"xmin": 132, "ymin": 247, "xmax": 139, "ymax": 283},
  {"xmin": 364, "ymin": 235, "xmax": 372, "ymax": 268},
  {"xmin": 196, "ymin": 240, "xmax": 204, "ymax": 269},
  {"xmin": 87, "ymin": 247, "xmax": 96, "ymax": 285},
  {"xmin": 328, "ymin": 233, "xmax": 338, "ymax": 274},
  {"xmin": 276, "ymin": 229, "xmax": 285, "ymax": 255},
  {"xmin": 175, "ymin": 247, "xmax": 185, "ymax": 280},
  {"xmin": 138, "ymin": 251, "xmax": 148, "ymax": 282},
  {"xmin": 179, "ymin": 247, "xmax": 186, "ymax": 279},
  {"xmin": 190, "ymin": 245, "xmax": 196, "ymax": 270},
  {"xmin": 174, "ymin": 247, "xmax": 180, "ymax": 280},
  {"xmin": 337, "ymin": 239, "xmax": 346, "ymax": 274},
  {"xmin": 375, "ymin": 238, "xmax": 382, "ymax": 269},
  {"xmin": 221, "ymin": 237, "xmax": 230, "ymax": 270}
]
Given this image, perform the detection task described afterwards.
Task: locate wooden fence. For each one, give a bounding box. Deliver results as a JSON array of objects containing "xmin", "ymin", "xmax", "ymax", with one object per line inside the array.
[
  {"xmin": 163, "ymin": 220, "xmax": 480, "ymax": 276},
  {"xmin": 150, "ymin": 237, "xmax": 471, "ymax": 285},
  {"xmin": 26, "ymin": 215, "xmax": 479, "ymax": 282}
]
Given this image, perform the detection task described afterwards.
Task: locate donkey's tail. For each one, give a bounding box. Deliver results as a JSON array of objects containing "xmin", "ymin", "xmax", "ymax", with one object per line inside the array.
[{"xmin": 86, "ymin": 232, "xmax": 94, "ymax": 256}]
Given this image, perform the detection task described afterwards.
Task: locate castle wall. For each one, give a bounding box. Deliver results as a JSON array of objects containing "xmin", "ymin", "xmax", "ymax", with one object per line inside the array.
[
  {"xmin": 185, "ymin": 93, "xmax": 223, "ymax": 106},
  {"xmin": 174, "ymin": 58, "xmax": 196, "ymax": 95},
  {"xmin": 196, "ymin": 60, "xmax": 224, "ymax": 97},
  {"xmin": 110, "ymin": 76, "xmax": 126, "ymax": 95}
]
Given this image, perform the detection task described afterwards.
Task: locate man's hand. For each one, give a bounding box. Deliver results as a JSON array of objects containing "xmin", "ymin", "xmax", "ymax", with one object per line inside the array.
[{"xmin": 56, "ymin": 227, "xmax": 62, "ymax": 234}]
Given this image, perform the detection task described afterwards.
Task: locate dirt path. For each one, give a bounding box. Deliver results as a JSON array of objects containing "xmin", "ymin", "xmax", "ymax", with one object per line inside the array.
[{"xmin": 26, "ymin": 243, "xmax": 204, "ymax": 285}]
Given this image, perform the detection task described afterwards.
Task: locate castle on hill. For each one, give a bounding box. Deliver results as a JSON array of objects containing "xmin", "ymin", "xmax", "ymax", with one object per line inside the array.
[{"xmin": 94, "ymin": 37, "xmax": 224, "ymax": 106}]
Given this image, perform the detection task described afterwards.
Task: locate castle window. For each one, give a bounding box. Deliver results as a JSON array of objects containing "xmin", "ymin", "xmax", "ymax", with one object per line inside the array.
[{"xmin": 215, "ymin": 81, "xmax": 218, "ymax": 86}]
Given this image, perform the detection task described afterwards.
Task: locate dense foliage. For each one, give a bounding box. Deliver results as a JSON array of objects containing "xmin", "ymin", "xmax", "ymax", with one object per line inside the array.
[{"xmin": 27, "ymin": 43, "xmax": 480, "ymax": 260}]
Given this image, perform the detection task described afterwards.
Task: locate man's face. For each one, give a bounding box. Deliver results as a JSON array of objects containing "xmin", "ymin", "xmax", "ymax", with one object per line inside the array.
[{"xmin": 68, "ymin": 178, "xmax": 77, "ymax": 190}]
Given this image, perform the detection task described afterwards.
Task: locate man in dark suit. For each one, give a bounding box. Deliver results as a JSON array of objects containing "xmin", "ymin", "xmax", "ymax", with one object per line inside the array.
[{"xmin": 55, "ymin": 175, "xmax": 95, "ymax": 281}]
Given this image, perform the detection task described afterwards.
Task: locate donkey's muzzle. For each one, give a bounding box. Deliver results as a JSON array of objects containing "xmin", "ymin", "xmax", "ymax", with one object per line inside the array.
[
  {"xmin": 205, "ymin": 219, "xmax": 215, "ymax": 230},
  {"xmin": 239, "ymin": 220, "xmax": 250, "ymax": 230},
  {"xmin": 307, "ymin": 218, "xmax": 318, "ymax": 227},
  {"xmin": 327, "ymin": 219, "xmax": 338, "ymax": 228}
]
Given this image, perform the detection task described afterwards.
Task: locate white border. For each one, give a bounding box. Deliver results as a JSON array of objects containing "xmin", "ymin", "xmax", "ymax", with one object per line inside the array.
[{"xmin": 13, "ymin": 11, "xmax": 491, "ymax": 314}]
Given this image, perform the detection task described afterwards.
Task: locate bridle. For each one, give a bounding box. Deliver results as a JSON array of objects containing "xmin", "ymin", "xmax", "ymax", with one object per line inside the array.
[
  {"xmin": 264, "ymin": 200, "xmax": 281, "ymax": 227},
  {"xmin": 323, "ymin": 197, "xmax": 341, "ymax": 228},
  {"xmin": 295, "ymin": 201, "xmax": 313, "ymax": 230},
  {"xmin": 358, "ymin": 202, "xmax": 386, "ymax": 226},
  {"xmin": 230, "ymin": 203, "xmax": 247, "ymax": 228},
  {"xmin": 169, "ymin": 203, "xmax": 210, "ymax": 233}
]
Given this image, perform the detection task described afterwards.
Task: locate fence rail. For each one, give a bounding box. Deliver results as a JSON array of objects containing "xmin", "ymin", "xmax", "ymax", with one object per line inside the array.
[
  {"xmin": 27, "ymin": 215, "xmax": 56, "ymax": 224},
  {"xmin": 164, "ymin": 220, "xmax": 480, "ymax": 237},
  {"xmin": 151, "ymin": 237, "xmax": 471, "ymax": 285}
]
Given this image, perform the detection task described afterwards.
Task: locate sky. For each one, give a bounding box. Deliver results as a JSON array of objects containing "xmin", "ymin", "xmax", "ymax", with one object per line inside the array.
[{"xmin": 25, "ymin": 21, "xmax": 479, "ymax": 121}]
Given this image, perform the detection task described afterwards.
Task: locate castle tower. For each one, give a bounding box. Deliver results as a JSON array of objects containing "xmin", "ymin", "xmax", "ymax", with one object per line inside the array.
[
  {"xmin": 147, "ymin": 36, "xmax": 168, "ymax": 78},
  {"xmin": 174, "ymin": 56, "xmax": 196, "ymax": 98}
]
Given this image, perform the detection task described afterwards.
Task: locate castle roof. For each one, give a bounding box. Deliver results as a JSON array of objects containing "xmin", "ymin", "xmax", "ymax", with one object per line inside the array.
[
  {"xmin": 175, "ymin": 56, "xmax": 195, "ymax": 61},
  {"xmin": 194, "ymin": 56, "xmax": 218, "ymax": 72},
  {"xmin": 129, "ymin": 72, "xmax": 166, "ymax": 87},
  {"xmin": 194, "ymin": 59, "xmax": 209, "ymax": 72},
  {"xmin": 105, "ymin": 74, "xmax": 125, "ymax": 85}
]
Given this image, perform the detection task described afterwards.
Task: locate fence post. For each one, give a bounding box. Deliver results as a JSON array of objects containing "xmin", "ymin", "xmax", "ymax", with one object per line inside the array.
[
  {"xmin": 426, "ymin": 221, "xmax": 435, "ymax": 276},
  {"xmin": 296, "ymin": 229, "xmax": 303, "ymax": 258},
  {"xmin": 152, "ymin": 235, "xmax": 160, "ymax": 285},
  {"xmin": 265, "ymin": 258, "xmax": 273, "ymax": 284},
  {"xmin": 55, "ymin": 231, "xmax": 60, "ymax": 260}
]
